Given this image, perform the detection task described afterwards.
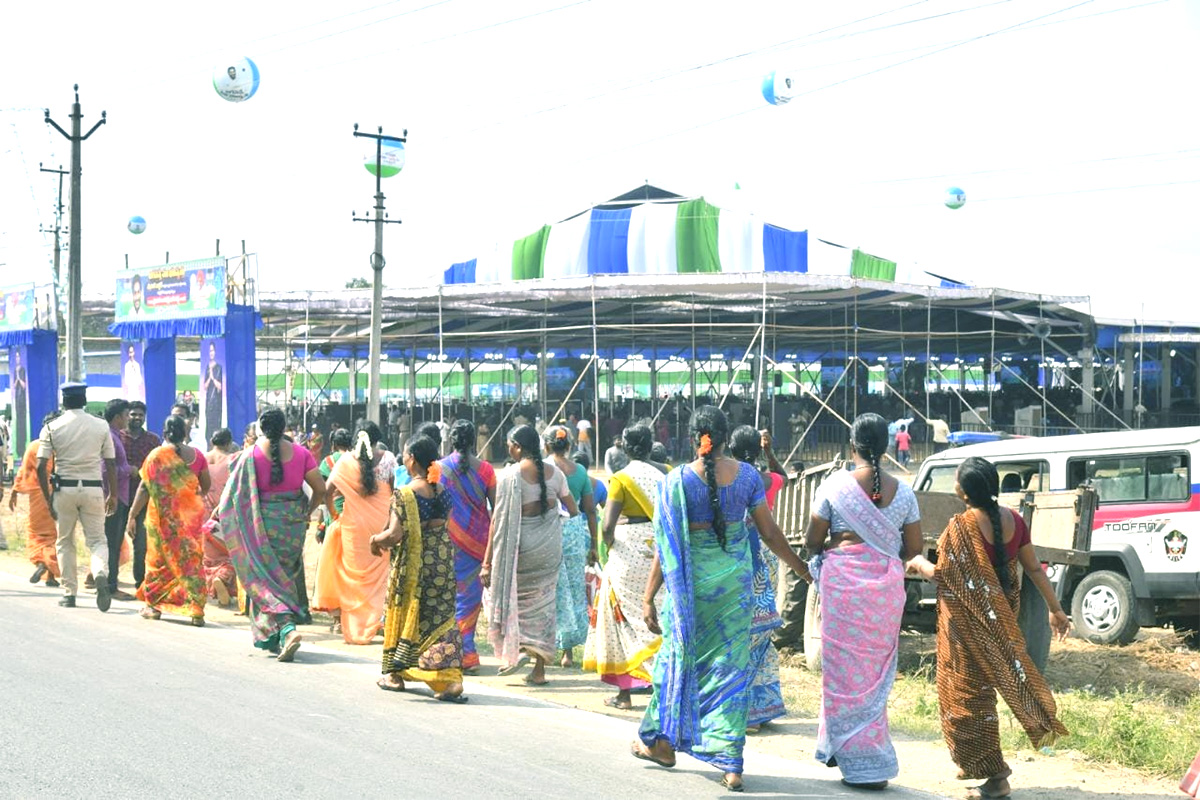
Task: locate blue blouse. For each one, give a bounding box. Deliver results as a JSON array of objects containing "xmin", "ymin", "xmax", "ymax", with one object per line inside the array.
[
  {"xmin": 681, "ymin": 460, "xmax": 766, "ymax": 525},
  {"xmin": 415, "ymin": 487, "xmax": 453, "ymax": 521}
]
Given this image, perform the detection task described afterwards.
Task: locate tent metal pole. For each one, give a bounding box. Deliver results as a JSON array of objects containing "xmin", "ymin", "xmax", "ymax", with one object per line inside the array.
[
  {"xmin": 754, "ymin": 273, "xmax": 767, "ymax": 428},
  {"xmin": 925, "ymin": 298, "xmax": 933, "ymax": 424},
  {"xmin": 929, "ymin": 361, "xmax": 993, "ymax": 431},
  {"xmin": 303, "ymin": 291, "xmax": 310, "ymax": 434},
  {"xmin": 690, "ymin": 294, "xmax": 697, "ymax": 417},
  {"xmin": 718, "ymin": 326, "xmax": 762, "ymax": 410},
  {"xmin": 852, "ymin": 291, "xmax": 859, "ymax": 420},
  {"xmin": 591, "ymin": 278, "xmax": 602, "ymax": 461},
  {"xmin": 781, "ymin": 363, "xmax": 850, "ymax": 467},
  {"xmin": 438, "ymin": 286, "xmax": 445, "ymax": 428},
  {"xmin": 1000, "ymin": 363, "xmax": 1085, "ymax": 433},
  {"xmin": 989, "ymin": 291, "xmax": 997, "ymax": 425}
]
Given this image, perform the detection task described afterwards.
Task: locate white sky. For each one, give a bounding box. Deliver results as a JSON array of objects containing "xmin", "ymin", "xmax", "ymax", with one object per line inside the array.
[{"xmin": 1, "ymin": 0, "xmax": 1198, "ymax": 322}]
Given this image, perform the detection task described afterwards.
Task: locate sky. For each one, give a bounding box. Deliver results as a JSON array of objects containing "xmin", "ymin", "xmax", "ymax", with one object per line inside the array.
[{"xmin": 1, "ymin": 0, "xmax": 1198, "ymax": 323}]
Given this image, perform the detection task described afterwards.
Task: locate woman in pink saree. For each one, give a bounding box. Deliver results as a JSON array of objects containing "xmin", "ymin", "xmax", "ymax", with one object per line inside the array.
[
  {"xmin": 804, "ymin": 413, "xmax": 923, "ymax": 790},
  {"xmin": 202, "ymin": 428, "xmax": 238, "ymax": 606}
]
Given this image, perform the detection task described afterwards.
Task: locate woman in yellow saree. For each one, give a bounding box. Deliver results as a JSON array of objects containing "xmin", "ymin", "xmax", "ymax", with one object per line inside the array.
[{"xmin": 371, "ymin": 434, "xmax": 466, "ymax": 702}]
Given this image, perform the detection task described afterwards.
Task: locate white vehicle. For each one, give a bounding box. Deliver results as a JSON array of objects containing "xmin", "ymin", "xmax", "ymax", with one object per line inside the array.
[{"xmin": 915, "ymin": 427, "xmax": 1200, "ymax": 645}]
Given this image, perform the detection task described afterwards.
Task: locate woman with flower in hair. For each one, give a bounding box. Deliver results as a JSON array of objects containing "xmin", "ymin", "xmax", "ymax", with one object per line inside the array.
[
  {"xmin": 438, "ymin": 419, "xmax": 496, "ymax": 673},
  {"xmin": 545, "ymin": 424, "xmax": 597, "ymax": 668},
  {"xmin": 804, "ymin": 413, "xmax": 924, "ymax": 790},
  {"xmin": 634, "ymin": 406, "xmax": 808, "ymax": 792},
  {"xmin": 312, "ymin": 425, "xmax": 393, "ymax": 644},
  {"xmin": 372, "ymin": 434, "xmax": 466, "ymax": 701},
  {"xmin": 482, "ymin": 424, "xmax": 578, "ymax": 686}
]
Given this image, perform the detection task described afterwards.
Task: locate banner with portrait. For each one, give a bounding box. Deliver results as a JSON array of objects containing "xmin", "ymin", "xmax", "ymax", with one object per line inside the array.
[
  {"xmin": 1, "ymin": 285, "xmax": 35, "ymax": 335},
  {"xmin": 200, "ymin": 337, "xmax": 227, "ymax": 445},
  {"xmin": 7, "ymin": 345, "xmax": 30, "ymax": 458},
  {"xmin": 121, "ymin": 341, "xmax": 146, "ymax": 403},
  {"xmin": 114, "ymin": 258, "xmax": 227, "ymax": 323}
]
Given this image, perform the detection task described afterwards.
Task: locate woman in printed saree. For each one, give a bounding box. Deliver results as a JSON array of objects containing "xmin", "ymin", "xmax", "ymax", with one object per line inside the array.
[
  {"xmin": 201, "ymin": 428, "xmax": 238, "ymax": 607},
  {"xmin": 482, "ymin": 424, "xmax": 579, "ymax": 686},
  {"xmin": 804, "ymin": 413, "xmax": 924, "ymax": 791},
  {"xmin": 545, "ymin": 424, "xmax": 598, "ymax": 668},
  {"xmin": 372, "ymin": 435, "xmax": 466, "ymax": 702},
  {"xmin": 437, "ymin": 420, "xmax": 496, "ymax": 674},
  {"xmin": 908, "ymin": 457, "xmax": 1070, "ymax": 799},
  {"xmin": 728, "ymin": 425, "xmax": 786, "ymax": 732},
  {"xmin": 217, "ymin": 407, "xmax": 325, "ymax": 662},
  {"xmin": 582, "ymin": 424, "xmax": 665, "ymax": 711},
  {"xmin": 11, "ymin": 416, "xmax": 61, "ymax": 586},
  {"xmin": 313, "ymin": 426, "xmax": 392, "ymax": 644},
  {"xmin": 634, "ymin": 407, "xmax": 808, "ymax": 793},
  {"xmin": 126, "ymin": 416, "xmax": 212, "ymax": 626}
]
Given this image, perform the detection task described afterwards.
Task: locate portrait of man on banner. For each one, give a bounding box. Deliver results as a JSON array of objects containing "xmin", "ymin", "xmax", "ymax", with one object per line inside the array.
[
  {"xmin": 8, "ymin": 345, "xmax": 29, "ymax": 457},
  {"xmin": 122, "ymin": 341, "xmax": 146, "ymax": 403},
  {"xmin": 201, "ymin": 337, "xmax": 226, "ymax": 436}
]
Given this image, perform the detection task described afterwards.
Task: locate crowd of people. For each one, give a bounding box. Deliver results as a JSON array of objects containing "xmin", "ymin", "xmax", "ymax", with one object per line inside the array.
[{"xmin": 3, "ymin": 380, "xmax": 1079, "ymax": 796}]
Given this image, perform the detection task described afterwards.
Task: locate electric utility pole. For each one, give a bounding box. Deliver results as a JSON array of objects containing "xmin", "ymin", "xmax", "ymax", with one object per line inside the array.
[
  {"xmin": 45, "ymin": 85, "xmax": 106, "ymax": 382},
  {"xmin": 351, "ymin": 124, "xmax": 405, "ymax": 425},
  {"xmin": 38, "ymin": 163, "xmax": 68, "ymax": 333}
]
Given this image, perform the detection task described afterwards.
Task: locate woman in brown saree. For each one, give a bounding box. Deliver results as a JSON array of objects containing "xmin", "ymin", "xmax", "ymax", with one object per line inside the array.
[{"xmin": 908, "ymin": 456, "xmax": 1071, "ymax": 799}]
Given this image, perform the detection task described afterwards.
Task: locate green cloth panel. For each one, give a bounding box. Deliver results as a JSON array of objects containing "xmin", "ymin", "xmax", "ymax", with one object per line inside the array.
[
  {"xmin": 511, "ymin": 224, "xmax": 551, "ymax": 281},
  {"xmin": 675, "ymin": 198, "xmax": 721, "ymax": 274},
  {"xmin": 850, "ymin": 249, "xmax": 897, "ymax": 281}
]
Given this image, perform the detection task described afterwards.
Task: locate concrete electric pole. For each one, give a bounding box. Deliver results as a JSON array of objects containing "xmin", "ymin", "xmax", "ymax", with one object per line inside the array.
[
  {"xmin": 351, "ymin": 124, "xmax": 405, "ymax": 425},
  {"xmin": 45, "ymin": 85, "xmax": 106, "ymax": 383},
  {"xmin": 38, "ymin": 163, "xmax": 69, "ymax": 333}
]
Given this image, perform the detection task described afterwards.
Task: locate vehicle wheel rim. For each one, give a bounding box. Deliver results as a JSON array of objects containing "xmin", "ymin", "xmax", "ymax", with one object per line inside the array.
[{"xmin": 1081, "ymin": 586, "xmax": 1121, "ymax": 633}]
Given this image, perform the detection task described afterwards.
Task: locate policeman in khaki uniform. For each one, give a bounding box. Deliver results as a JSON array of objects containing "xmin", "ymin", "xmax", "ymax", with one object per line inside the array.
[{"xmin": 36, "ymin": 382, "xmax": 118, "ymax": 610}]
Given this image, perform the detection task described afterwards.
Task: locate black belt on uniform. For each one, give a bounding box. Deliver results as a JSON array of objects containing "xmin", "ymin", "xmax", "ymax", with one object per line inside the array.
[{"xmin": 56, "ymin": 478, "xmax": 104, "ymax": 488}]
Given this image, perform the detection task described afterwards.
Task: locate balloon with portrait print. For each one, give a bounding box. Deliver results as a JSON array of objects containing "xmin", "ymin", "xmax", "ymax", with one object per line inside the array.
[
  {"xmin": 127, "ymin": 215, "xmax": 146, "ymax": 234},
  {"xmin": 213, "ymin": 57, "xmax": 260, "ymax": 102}
]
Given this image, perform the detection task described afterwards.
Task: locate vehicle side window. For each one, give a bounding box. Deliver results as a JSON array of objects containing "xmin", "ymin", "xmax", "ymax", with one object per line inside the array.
[
  {"xmin": 920, "ymin": 465, "xmax": 959, "ymax": 494},
  {"xmin": 995, "ymin": 460, "xmax": 1050, "ymax": 493},
  {"xmin": 1068, "ymin": 454, "xmax": 1190, "ymax": 503}
]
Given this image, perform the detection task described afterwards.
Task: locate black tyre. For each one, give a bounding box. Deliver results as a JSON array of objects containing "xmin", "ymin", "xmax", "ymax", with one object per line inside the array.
[
  {"xmin": 1018, "ymin": 574, "xmax": 1051, "ymax": 673},
  {"xmin": 803, "ymin": 583, "xmax": 822, "ymax": 671},
  {"xmin": 1070, "ymin": 570, "xmax": 1140, "ymax": 645}
]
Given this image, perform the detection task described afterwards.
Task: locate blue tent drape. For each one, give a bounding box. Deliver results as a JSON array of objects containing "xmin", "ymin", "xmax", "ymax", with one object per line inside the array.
[
  {"xmin": 225, "ymin": 303, "xmax": 257, "ymax": 446},
  {"xmin": 27, "ymin": 331, "xmax": 59, "ymax": 455},
  {"xmin": 763, "ymin": 225, "xmax": 807, "ymax": 273},
  {"xmin": 587, "ymin": 208, "xmax": 631, "ymax": 274},
  {"xmin": 144, "ymin": 338, "xmax": 176, "ymax": 434}
]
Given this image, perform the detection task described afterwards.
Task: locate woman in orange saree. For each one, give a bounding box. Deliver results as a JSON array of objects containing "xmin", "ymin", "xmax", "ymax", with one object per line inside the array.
[
  {"xmin": 126, "ymin": 416, "xmax": 209, "ymax": 626},
  {"xmin": 10, "ymin": 440, "xmax": 60, "ymax": 586},
  {"xmin": 313, "ymin": 429, "xmax": 392, "ymax": 644},
  {"xmin": 909, "ymin": 456, "xmax": 1070, "ymax": 799}
]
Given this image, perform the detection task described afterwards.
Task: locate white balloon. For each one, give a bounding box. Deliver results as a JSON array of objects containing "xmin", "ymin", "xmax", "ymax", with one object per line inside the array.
[
  {"xmin": 213, "ymin": 57, "xmax": 260, "ymax": 103},
  {"xmin": 944, "ymin": 187, "xmax": 966, "ymax": 210},
  {"xmin": 127, "ymin": 215, "xmax": 147, "ymax": 234}
]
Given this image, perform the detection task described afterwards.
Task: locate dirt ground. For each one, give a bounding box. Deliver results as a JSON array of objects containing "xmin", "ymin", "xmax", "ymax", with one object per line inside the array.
[{"xmin": 1, "ymin": 499, "xmax": 1193, "ymax": 799}]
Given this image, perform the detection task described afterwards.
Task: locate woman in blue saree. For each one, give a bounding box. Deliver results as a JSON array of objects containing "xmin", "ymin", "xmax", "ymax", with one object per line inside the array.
[{"xmin": 632, "ymin": 406, "xmax": 808, "ymax": 792}]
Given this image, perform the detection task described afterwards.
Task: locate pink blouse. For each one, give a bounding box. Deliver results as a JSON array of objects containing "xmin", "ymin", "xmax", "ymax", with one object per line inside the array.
[{"xmin": 253, "ymin": 444, "xmax": 317, "ymax": 495}]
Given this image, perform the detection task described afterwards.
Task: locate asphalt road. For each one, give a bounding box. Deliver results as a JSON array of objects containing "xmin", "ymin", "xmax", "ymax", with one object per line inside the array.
[{"xmin": 0, "ymin": 572, "xmax": 948, "ymax": 799}]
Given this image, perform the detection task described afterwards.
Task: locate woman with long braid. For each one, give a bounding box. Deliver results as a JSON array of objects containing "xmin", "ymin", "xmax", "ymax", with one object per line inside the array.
[
  {"xmin": 728, "ymin": 425, "xmax": 786, "ymax": 732},
  {"xmin": 634, "ymin": 407, "xmax": 808, "ymax": 792},
  {"xmin": 437, "ymin": 419, "xmax": 496, "ymax": 673},
  {"xmin": 218, "ymin": 407, "xmax": 325, "ymax": 661},
  {"xmin": 545, "ymin": 424, "xmax": 598, "ymax": 668},
  {"xmin": 126, "ymin": 415, "xmax": 211, "ymax": 626},
  {"xmin": 582, "ymin": 423, "xmax": 665, "ymax": 710},
  {"xmin": 804, "ymin": 413, "xmax": 924, "ymax": 790},
  {"xmin": 908, "ymin": 456, "xmax": 1069, "ymax": 799},
  {"xmin": 373, "ymin": 435, "xmax": 466, "ymax": 701},
  {"xmin": 312, "ymin": 426, "xmax": 392, "ymax": 643},
  {"xmin": 482, "ymin": 424, "xmax": 578, "ymax": 686}
]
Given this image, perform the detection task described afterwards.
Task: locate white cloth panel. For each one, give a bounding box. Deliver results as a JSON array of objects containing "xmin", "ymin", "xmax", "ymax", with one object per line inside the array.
[
  {"xmin": 807, "ymin": 238, "xmax": 853, "ymax": 276},
  {"xmin": 717, "ymin": 208, "xmax": 765, "ymax": 273},
  {"xmin": 542, "ymin": 212, "xmax": 592, "ymax": 279},
  {"xmin": 472, "ymin": 240, "xmax": 510, "ymax": 284},
  {"xmin": 626, "ymin": 203, "xmax": 679, "ymax": 275}
]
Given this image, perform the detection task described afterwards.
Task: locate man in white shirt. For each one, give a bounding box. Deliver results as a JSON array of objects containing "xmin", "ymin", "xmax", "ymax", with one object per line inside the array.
[
  {"xmin": 930, "ymin": 418, "xmax": 951, "ymax": 453},
  {"xmin": 37, "ymin": 382, "xmax": 118, "ymax": 610}
]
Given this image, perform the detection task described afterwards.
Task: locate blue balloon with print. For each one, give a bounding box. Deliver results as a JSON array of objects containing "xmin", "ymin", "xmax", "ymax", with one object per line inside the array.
[
  {"xmin": 761, "ymin": 71, "xmax": 796, "ymax": 106},
  {"xmin": 127, "ymin": 215, "xmax": 146, "ymax": 235},
  {"xmin": 364, "ymin": 139, "xmax": 405, "ymax": 178},
  {"xmin": 944, "ymin": 187, "xmax": 967, "ymax": 210},
  {"xmin": 213, "ymin": 57, "xmax": 260, "ymax": 103}
]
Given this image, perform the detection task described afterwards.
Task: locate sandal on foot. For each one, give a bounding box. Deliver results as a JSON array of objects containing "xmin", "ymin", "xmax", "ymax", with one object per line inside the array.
[
  {"xmin": 523, "ymin": 674, "xmax": 549, "ymax": 686},
  {"xmin": 967, "ymin": 781, "xmax": 1011, "ymax": 799},
  {"xmin": 721, "ymin": 774, "xmax": 745, "ymax": 793},
  {"xmin": 629, "ymin": 741, "xmax": 675, "ymax": 769},
  {"xmin": 497, "ymin": 654, "xmax": 530, "ymax": 676},
  {"xmin": 603, "ymin": 696, "xmax": 633, "ymax": 710},
  {"xmin": 30, "ymin": 564, "xmax": 48, "ymax": 584},
  {"xmin": 841, "ymin": 778, "xmax": 888, "ymax": 791},
  {"xmin": 191, "ymin": 616, "xmax": 205, "ymax": 627},
  {"xmin": 377, "ymin": 675, "xmax": 406, "ymax": 693},
  {"xmin": 330, "ymin": 621, "xmax": 343, "ymax": 635},
  {"xmin": 139, "ymin": 607, "xmax": 161, "ymax": 620},
  {"xmin": 434, "ymin": 691, "xmax": 469, "ymax": 704},
  {"xmin": 277, "ymin": 630, "xmax": 302, "ymax": 662}
]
